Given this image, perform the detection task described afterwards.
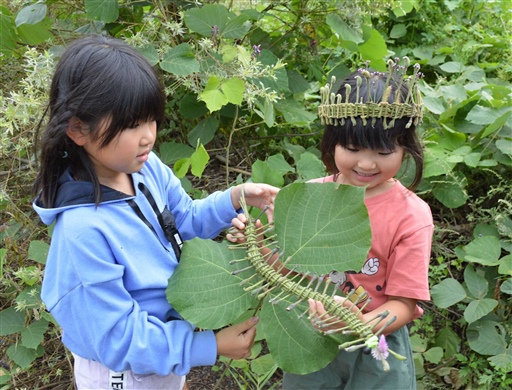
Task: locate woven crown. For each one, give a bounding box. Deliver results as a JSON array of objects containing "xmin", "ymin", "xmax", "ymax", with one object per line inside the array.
[{"xmin": 318, "ymin": 57, "xmax": 424, "ymax": 129}]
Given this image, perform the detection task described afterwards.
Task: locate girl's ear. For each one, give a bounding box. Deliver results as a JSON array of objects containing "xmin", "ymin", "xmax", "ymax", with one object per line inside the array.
[{"xmin": 66, "ymin": 117, "xmax": 89, "ymax": 146}]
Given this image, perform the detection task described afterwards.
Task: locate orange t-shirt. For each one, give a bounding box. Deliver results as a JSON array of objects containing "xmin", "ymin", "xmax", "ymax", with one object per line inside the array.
[{"xmin": 309, "ymin": 176, "xmax": 433, "ymax": 320}]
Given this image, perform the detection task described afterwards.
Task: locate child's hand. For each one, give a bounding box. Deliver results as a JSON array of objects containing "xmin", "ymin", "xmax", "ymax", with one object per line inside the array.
[
  {"xmin": 226, "ymin": 214, "xmax": 264, "ymax": 244},
  {"xmin": 215, "ymin": 317, "xmax": 259, "ymax": 360},
  {"xmin": 308, "ymin": 297, "xmax": 350, "ymax": 332},
  {"xmin": 231, "ymin": 183, "xmax": 279, "ymax": 222}
]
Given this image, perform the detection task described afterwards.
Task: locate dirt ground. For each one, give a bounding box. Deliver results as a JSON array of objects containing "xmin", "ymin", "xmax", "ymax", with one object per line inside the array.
[{"xmin": 187, "ymin": 364, "xmax": 283, "ymax": 390}]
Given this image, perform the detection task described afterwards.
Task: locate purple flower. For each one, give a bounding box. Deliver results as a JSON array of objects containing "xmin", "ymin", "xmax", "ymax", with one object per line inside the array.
[
  {"xmin": 211, "ymin": 25, "xmax": 219, "ymax": 36},
  {"xmin": 252, "ymin": 44, "xmax": 262, "ymax": 57},
  {"xmin": 371, "ymin": 335, "xmax": 389, "ymax": 361}
]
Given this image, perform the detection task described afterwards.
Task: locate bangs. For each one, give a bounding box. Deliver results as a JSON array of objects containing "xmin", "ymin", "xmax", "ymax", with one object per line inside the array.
[
  {"xmin": 328, "ymin": 117, "xmax": 406, "ymax": 152},
  {"xmin": 100, "ymin": 55, "xmax": 165, "ymax": 146},
  {"xmin": 73, "ymin": 42, "xmax": 165, "ymax": 147}
]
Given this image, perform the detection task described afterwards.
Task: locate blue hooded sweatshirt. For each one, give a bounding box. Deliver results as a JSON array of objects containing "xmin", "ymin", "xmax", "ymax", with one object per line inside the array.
[{"xmin": 34, "ymin": 152, "xmax": 239, "ymax": 376}]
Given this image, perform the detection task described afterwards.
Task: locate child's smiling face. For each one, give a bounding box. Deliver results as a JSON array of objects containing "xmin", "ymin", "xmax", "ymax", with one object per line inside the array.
[{"xmin": 334, "ymin": 144, "xmax": 404, "ymax": 196}]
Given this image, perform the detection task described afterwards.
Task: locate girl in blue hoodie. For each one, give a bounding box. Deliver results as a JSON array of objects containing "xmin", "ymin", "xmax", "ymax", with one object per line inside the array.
[{"xmin": 33, "ymin": 35, "xmax": 278, "ymax": 390}]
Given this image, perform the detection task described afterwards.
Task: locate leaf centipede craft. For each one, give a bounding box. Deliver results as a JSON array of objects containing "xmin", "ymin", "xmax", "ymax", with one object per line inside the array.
[{"xmin": 167, "ymin": 183, "xmax": 406, "ymax": 374}]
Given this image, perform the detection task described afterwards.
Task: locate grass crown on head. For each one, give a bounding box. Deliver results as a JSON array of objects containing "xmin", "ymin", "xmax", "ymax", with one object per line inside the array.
[{"xmin": 318, "ymin": 57, "xmax": 424, "ymax": 129}]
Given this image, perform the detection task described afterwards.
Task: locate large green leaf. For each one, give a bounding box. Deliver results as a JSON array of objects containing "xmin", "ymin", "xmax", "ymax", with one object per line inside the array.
[
  {"xmin": 434, "ymin": 326, "xmax": 460, "ymax": 359},
  {"xmin": 21, "ymin": 319, "xmax": 49, "ymax": 349},
  {"xmin": 222, "ymin": 14, "xmax": 250, "ymax": 39},
  {"xmin": 274, "ymin": 183, "xmax": 370, "ymax": 274},
  {"xmin": 431, "ymin": 278, "xmax": 467, "ymax": 308},
  {"xmin": 187, "ymin": 116, "xmax": 219, "ymax": 147},
  {"xmin": 326, "ymin": 14, "xmax": 363, "ymax": 44},
  {"xmin": 160, "ymin": 43, "xmax": 200, "ymax": 77},
  {"xmin": 295, "ymin": 152, "xmax": 326, "ymax": 182},
  {"xmin": 463, "ymin": 235, "xmax": 501, "ymax": 266},
  {"xmin": 7, "ymin": 344, "xmax": 43, "ymax": 369},
  {"xmin": 0, "ymin": 307, "xmax": 25, "ymax": 336},
  {"xmin": 252, "ymin": 159, "xmax": 285, "ymax": 188},
  {"xmin": 464, "ymin": 298, "xmax": 498, "ymax": 324},
  {"xmin": 261, "ymin": 296, "xmax": 343, "ymax": 374},
  {"xmin": 432, "ymin": 181, "xmax": 468, "ymax": 208},
  {"xmin": 15, "ymin": 2, "xmax": 46, "ymax": 26},
  {"xmin": 358, "ymin": 28, "xmax": 387, "ymax": 70},
  {"xmin": 487, "ymin": 348, "xmax": 512, "ymax": 372},
  {"xmin": 221, "ymin": 78, "xmax": 244, "ymax": 105},
  {"xmin": 158, "ymin": 142, "xmax": 194, "ymax": 166},
  {"xmin": 467, "ymin": 320, "xmax": 507, "ymax": 356},
  {"xmin": 463, "ymin": 264, "xmax": 489, "ymax": 299},
  {"xmin": 184, "ymin": 4, "xmax": 229, "ymax": 37},
  {"xmin": 200, "ymin": 75, "xmax": 228, "ymax": 112},
  {"xmin": 84, "ymin": 0, "xmax": 118, "ymax": 23},
  {"xmin": 275, "ymin": 99, "xmax": 317, "ymax": 125},
  {"xmin": 28, "ymin": 240, "xmax": 49, "ymax": 265},
  {"xmin": 166, "ymin": 183, "xmax": 370, "ymax": 372},
  {"xmin": 0, "ymin": 12, "xmax": 18, "ymax": 57},
  {"xmin": 17, "ymin": 18, "xmax": 52, "ymax": 45},
  {"xmin": 167, "ymin": 240, "xmax": 257, "ymax": 329}
]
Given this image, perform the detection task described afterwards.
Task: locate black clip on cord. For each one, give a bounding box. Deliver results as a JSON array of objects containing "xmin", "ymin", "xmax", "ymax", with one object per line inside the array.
[{"xmin": 127, "ymin": 182, "xmax": 183, "ymax": 260}]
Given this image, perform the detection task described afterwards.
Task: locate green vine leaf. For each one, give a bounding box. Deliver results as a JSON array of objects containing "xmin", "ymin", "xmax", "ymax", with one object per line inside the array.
[
  {"xmin": 221, "ymin": 78, "xmax": 245, "ymax": 105},
  {"xmin": 200, "ymin": 76, "xmax": 228, "ymax": 112},
  {"xmin": 184, "ymin": 4, "xmax": 229, "ymax": 37},
  {"xmin": 84, "ymin": 0, "xmax": 119, "ymax": 23},
  {"xmin": 15, "ymin": 2, "xmax": 47, "ymax": 27},
  {"xmin": 160, "ymin": 43, "xmax": 200, "ymax": 77}
]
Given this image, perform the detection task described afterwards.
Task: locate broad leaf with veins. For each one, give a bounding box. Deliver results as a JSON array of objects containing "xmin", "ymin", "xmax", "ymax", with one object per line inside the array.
[{"xmin": 167, "ymin": 182, "xmax": 371, "ymax": 374}]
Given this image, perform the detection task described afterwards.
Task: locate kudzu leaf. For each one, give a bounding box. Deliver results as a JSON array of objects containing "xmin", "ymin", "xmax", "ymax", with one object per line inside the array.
[
  {"xmin": 84, "ymin": 0, "xmax": 118, "ymax": 23},
  {"xmin": 467, "ymin": 320, "xmax": 506, "ymax": 356},
  {"xmin": 252, "ymin": 159, "xmax": 285, "ymax": 188},
  {"xmin": 188, "ymin": 116, "xmax": 219, "ymax": 147},
  {"xmin": 0, "ymin": 307, "xmax": 25, "ymax": 336},
  {"xmin": 28, "ymin": 240, "xmax": 49, "ymax": 264},
  {"xmin": 160, "ymin": 44, "xmax": 200, "ymax": 77},
  {"xmin": 200, "ymin": 76, "xmax": 228, "ymax": 112},
  {"xmin": 15, "ymin": 2, "xmax": 46, "ymax": 26},
  {"xmin": 464, "ymin": 265, "xmax": 488, "ymax": 299},
  {"xmin": 222, "ymin": 14, "xmax": 250, "ymax": 39},
  {"xmin": 464, "ymin": 236, "xmax": 501, "ymax": 266},
  {"xmin": 21, "ymin": 319, "xmax": 49, "ymax": 350},
  {"xmin": 167, "ymin": 183, "xmax": 370, "ymax": 373},
  {"xmin": 464, "ymin": 298, "xmax": 498, "ymax": 324},
  {"xmin": 221, "ymin": 78, "xmax": 244, "ymax": 105},
  {"xmin": 431, "ymin": 278, "xmax": 466, "ymax": 308},
  {"xmin": 295, "ymin": 152, "xmax": 325, "ymax": 182},
  {"xmin": 326, "ymin": 14, "xmax": 363, "ymax": 44},
  {"xmin": 189, "ymin": 143, "xmax": 210, "ymax": 178},
  {"xmin": 184, "ymin": 4, "xmax": 229, "ymax": 36},
  {"xmin": 498, "ymin": 255, "xmax": 512, "ymax": 277}
]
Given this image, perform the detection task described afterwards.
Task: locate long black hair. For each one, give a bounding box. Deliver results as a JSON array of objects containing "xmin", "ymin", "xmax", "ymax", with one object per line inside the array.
[
  {"xmin": 320, "ymin": 70, "xmax": 424, "ymax": 191},
  {"xmin": 33, "ymin": 35, "xmax": 165, "ymax": 207}
]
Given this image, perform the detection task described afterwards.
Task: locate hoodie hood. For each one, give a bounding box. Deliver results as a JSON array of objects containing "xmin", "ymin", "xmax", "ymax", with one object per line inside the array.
[{"xmin": 33, "ymin": 168, "xmax": 131, "ymax": 225}]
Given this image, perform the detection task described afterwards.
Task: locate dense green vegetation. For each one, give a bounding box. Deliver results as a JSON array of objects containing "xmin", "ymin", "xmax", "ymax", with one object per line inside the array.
[{"xmin": 1, "ymin": 1, "xmax": 511, "ymax": 388}]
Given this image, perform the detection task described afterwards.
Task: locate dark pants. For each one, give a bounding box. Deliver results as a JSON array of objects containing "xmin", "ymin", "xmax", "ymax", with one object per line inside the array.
[{"xmin": 283, "ymin": 326, "xmax": 416, "ymax": 390}]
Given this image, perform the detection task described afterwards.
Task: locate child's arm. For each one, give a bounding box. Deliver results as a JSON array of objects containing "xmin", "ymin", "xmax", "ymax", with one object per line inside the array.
[{"xmin": 308, "ymin": 295, "xmax": 417, "ymax": 335}]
